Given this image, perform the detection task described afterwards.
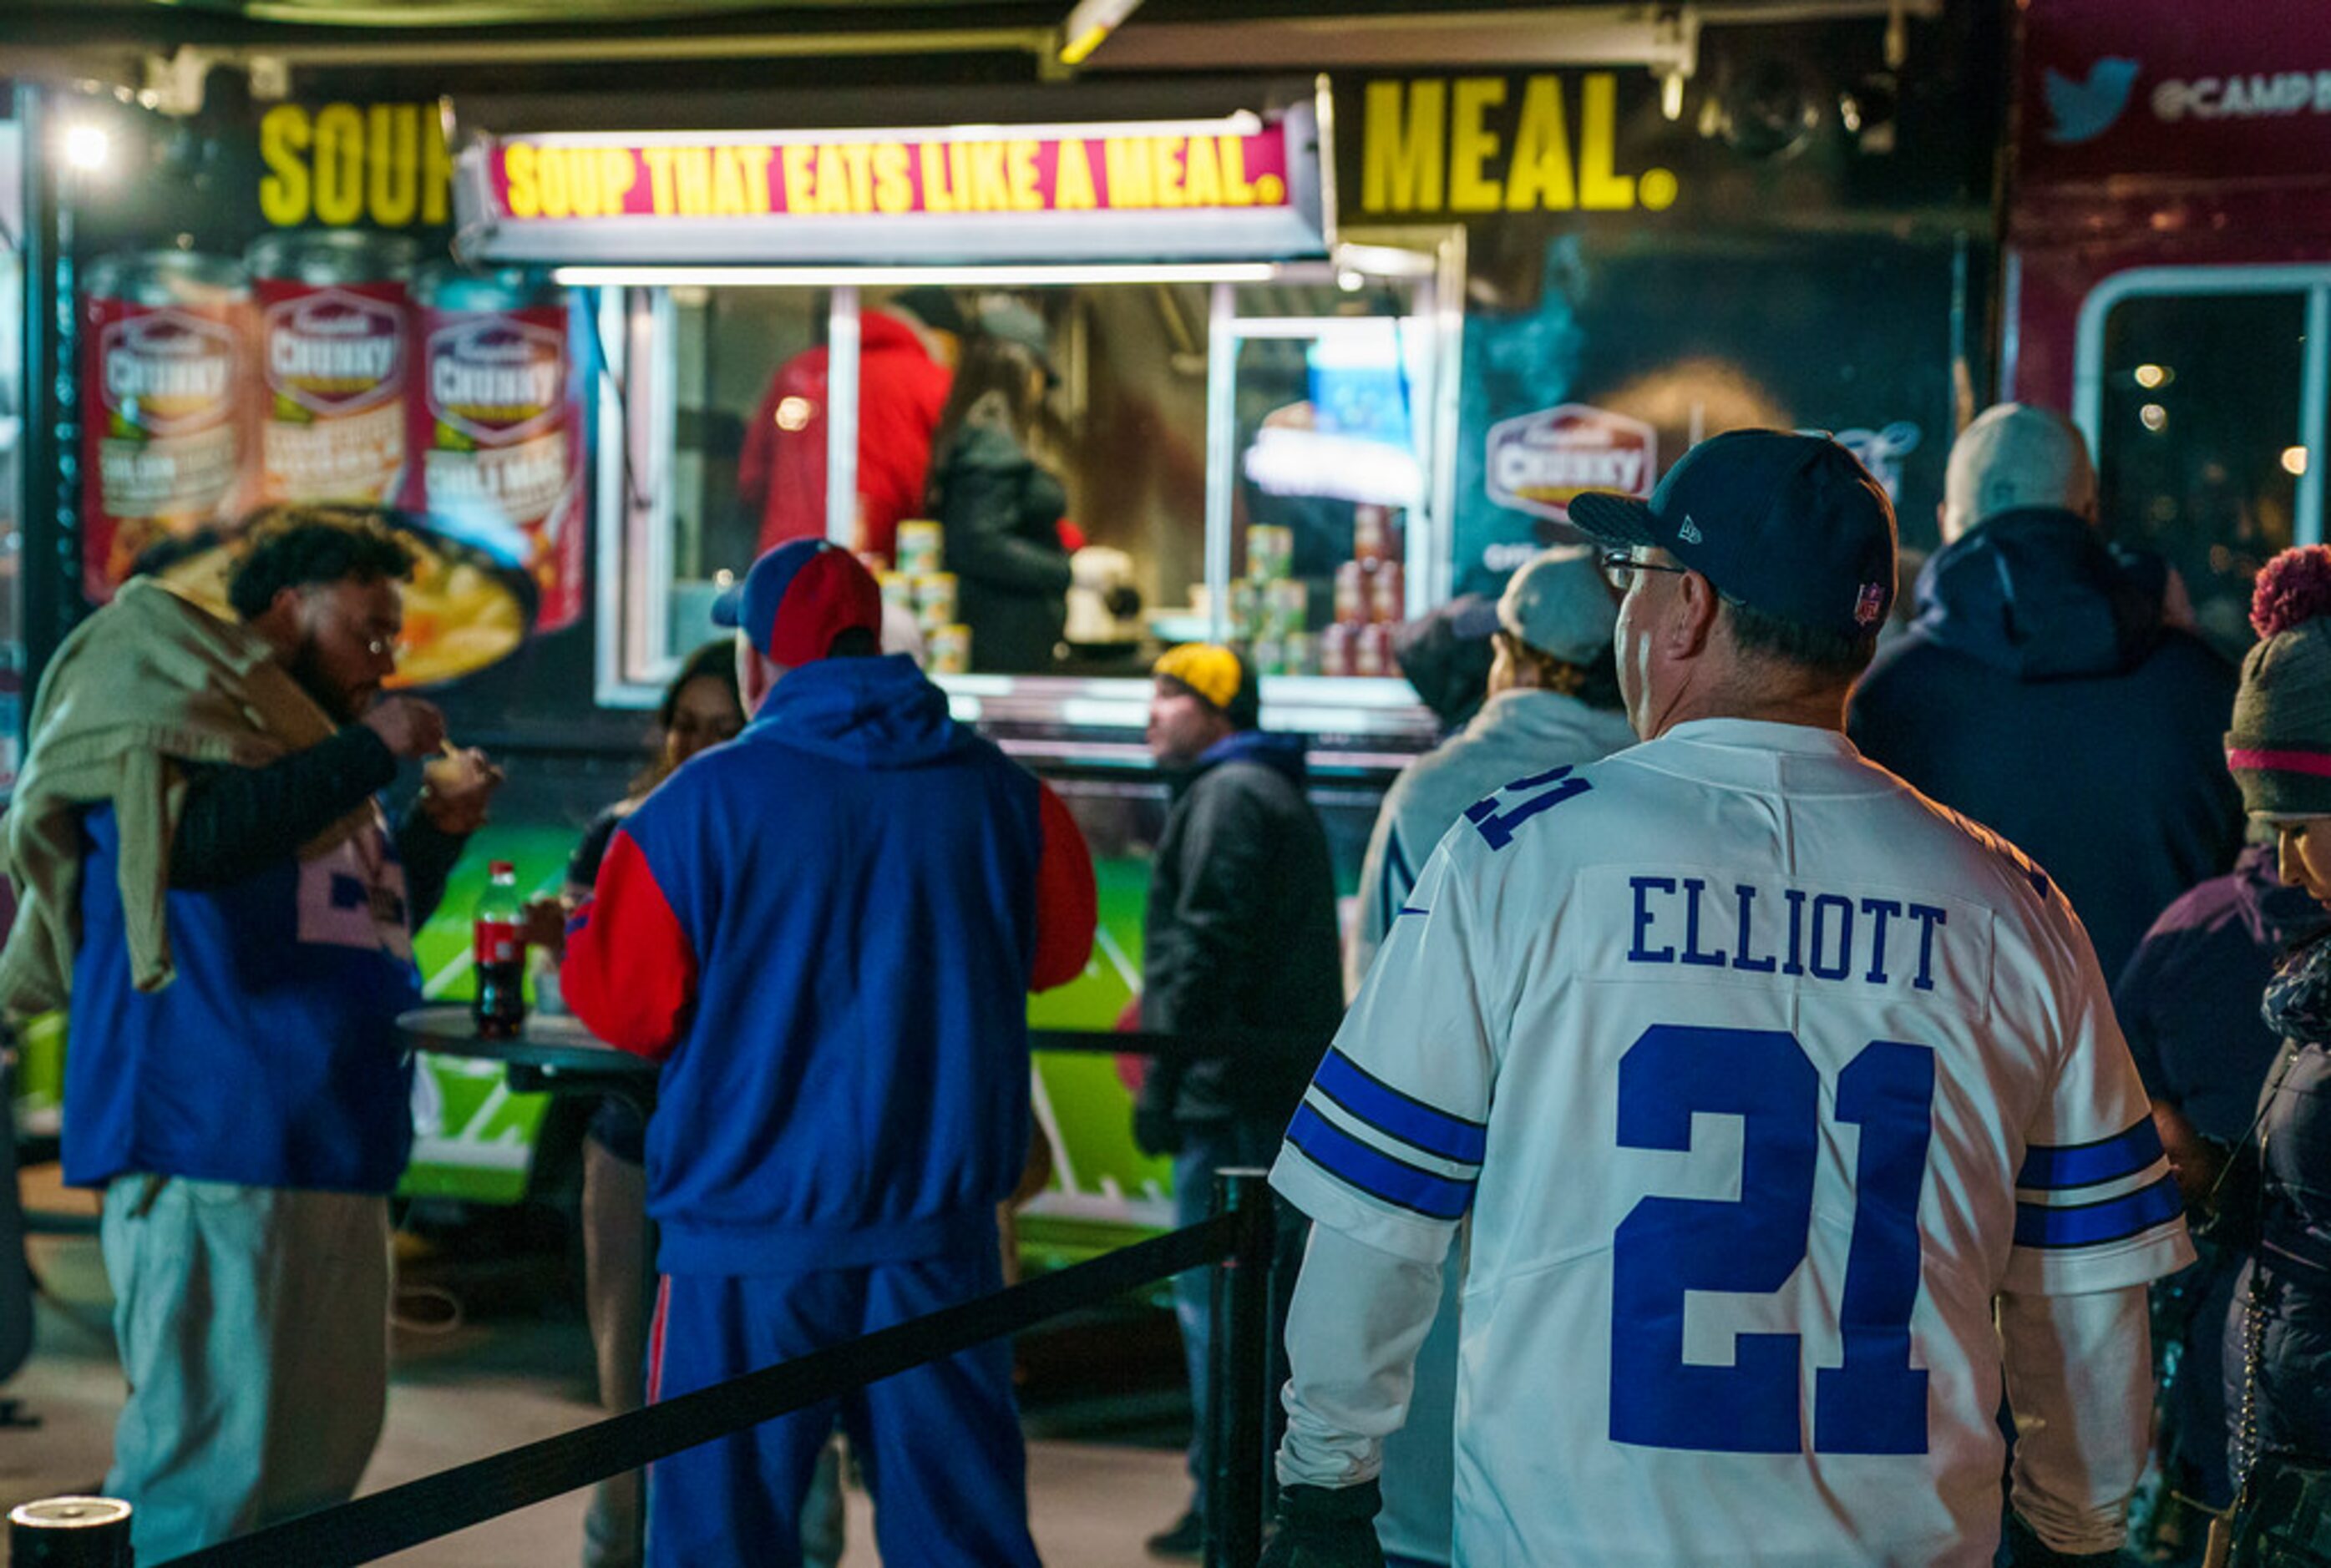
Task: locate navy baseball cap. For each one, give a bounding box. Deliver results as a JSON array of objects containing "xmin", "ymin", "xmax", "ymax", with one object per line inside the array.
[
  {"xmin": 1568, "ymin": 429, "xmax": 1898, "ymax": 639},
  {"xmin": 712, "ymin": 539, "xmax": 883, "ymax": 666}
]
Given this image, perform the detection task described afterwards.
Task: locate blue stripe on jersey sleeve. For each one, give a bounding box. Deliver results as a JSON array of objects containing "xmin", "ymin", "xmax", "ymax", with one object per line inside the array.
[
  {"xmin": 2014, "ymin": 1171, "xmax": 2184, "ymax": 1250},
  {"xmin": 1287, "ymin": 1104, "xmax": 1474, "ymax": 1221},
  {"xmin": 2016, "ymin": 1119, "xmax": 2166, "ymax": 1191},
  {"xmin": 1312, "ymin": 1048, "xmax": 1488, "ymax": 1166}
]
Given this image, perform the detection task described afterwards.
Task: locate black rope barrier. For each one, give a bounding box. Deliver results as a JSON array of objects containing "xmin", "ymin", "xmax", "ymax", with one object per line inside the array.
[{"xmin": 144, "ymin": 1206, "xmax": 1257, "ymax": 1568}]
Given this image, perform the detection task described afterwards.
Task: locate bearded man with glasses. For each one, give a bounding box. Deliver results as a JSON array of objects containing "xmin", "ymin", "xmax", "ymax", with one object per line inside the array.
[{"xmin": 0, "ymin": 507, "xmax": 503, "ymax": 1560}]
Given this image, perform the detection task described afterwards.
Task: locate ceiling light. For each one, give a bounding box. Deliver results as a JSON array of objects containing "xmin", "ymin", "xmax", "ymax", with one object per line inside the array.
[
  {"xmin": 1058, "ymin": 0, "xmax": 1145, "ymax": 66},
  {"xmin": 61, "ymin": 123, "xmax": 111, "ymax": 174}
]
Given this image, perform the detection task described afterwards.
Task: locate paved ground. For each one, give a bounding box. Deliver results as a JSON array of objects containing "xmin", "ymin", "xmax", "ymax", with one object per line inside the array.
[{"xmin": 0, "ymin": 1180, "xmax": 1194, "ymax": 1566}]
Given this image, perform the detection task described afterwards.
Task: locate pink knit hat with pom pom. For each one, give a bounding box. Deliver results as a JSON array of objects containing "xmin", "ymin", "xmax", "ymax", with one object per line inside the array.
[{"xmin": 2228, "ymin": 545, "xmax": 2331, "ymax": 817}]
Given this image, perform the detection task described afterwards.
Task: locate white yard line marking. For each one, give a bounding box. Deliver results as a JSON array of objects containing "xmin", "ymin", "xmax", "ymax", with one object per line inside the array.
[
  {"xmin": 1029, "ymin": 1061, "xmax": 1080, "ymax": 1195},
  {"xmin": 1091, "ymin": 923, "xmax": 1140, "ymax": 994}
]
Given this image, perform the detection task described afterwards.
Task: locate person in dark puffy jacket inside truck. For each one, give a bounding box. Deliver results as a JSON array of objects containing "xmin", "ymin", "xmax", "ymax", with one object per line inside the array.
[{"xmin": 923, "ymin": 301, "xmax": 1074, "ymax": 674}]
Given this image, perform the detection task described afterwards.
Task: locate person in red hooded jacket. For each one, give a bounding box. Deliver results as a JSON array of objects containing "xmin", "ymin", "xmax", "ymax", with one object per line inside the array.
[{"xmin": 738, "ymin": 287, "xmax": 962, "ymax": 563}]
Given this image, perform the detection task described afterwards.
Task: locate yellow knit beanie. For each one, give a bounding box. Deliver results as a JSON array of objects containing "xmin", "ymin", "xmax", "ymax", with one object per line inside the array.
[{"xmin": 1153, "ymin": 643, "xmax": 1259, "ymax": 728}]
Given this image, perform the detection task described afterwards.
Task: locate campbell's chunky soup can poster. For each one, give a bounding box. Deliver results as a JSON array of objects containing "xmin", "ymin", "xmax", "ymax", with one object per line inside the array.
[
  {"xmin": 248, "ymin": 231, "xmax": 418, "ymax": 506},
  {"xmin": 80, "ymin": 252, "xmax": 251, "ymax": 600},
  {"xmin": 408, "ymin": 266, "xmax": 585, "ymax": 633}
]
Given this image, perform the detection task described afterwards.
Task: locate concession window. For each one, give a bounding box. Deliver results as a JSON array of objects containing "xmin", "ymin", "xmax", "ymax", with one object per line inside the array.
[{"xmin": 453, "ymin": 92, "xmax": 1459, "ymax": 752}]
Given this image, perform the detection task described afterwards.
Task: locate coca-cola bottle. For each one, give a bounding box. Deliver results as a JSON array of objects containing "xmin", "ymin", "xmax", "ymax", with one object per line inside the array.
[{"xmin": 473, "ymin": 860, "xmax": 527, "ymax": 1039}]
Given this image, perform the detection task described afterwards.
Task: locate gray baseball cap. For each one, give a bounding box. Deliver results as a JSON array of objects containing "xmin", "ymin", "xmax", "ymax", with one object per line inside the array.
[
  {"xmin": 978, "ymin": 299, "xmax": 1055, "ymax": 382},
  {"xmin": 1497, "ymin": 544, "xmax": 1619, "ymax": 665}
]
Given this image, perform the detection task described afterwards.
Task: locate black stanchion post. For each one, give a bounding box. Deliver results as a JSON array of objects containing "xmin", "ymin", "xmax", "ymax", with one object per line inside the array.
[
  {"xmin": 1205, "ymin": 1167, "xmax": 1274, "ymax": 1568},
  {"xmin": 10, "ymin": 1497, "xmax": 133, "ymax": 1566}
]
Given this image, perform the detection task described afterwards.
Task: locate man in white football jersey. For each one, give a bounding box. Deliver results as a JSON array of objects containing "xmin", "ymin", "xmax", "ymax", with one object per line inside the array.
[{"xmin": 1260, "ymin": 430, "xmax": 2193, "ymax": 1568}]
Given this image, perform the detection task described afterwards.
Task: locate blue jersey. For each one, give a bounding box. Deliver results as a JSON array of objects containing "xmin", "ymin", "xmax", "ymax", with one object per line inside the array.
[
  {"xmin": 64, "ymin": 801, "xmax": 420, "ymax": 1194},
  {"xmin": 1274, "ymin": 719, "xmax": 2192, "ymax": 1566}
]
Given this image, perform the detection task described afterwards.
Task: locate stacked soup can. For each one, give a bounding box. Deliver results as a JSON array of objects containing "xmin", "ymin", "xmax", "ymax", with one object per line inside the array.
[
  {"xmin": 1318, "ymin": 503, "xmax": 1403, "ymax": 678},
  {"xmin": 1240, "ymin": 524, "xmax": 1313, "ymax": 675},
  {"xmin": 895, "ymin": 518, "xmax": 970, "ymax": 672},
  {"xmin": 79, "ymin": 244, "xmax": 586, "ymax": 635}
]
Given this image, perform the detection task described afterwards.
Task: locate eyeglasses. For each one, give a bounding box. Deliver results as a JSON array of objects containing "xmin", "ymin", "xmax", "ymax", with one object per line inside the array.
[{"xmin": 1599, "ymin": 549, "xmax": 1692, "ymax": 592}]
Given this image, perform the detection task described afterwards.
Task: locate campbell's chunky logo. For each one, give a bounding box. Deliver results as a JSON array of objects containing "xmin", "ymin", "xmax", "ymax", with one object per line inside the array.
[
  {"xmin": 1486, "ymin": 403, "xmax": 1655, "ymax": 524},
  {"xmin": 426, "ymin": 317, "xmax": 565, "ymax": 445},
  {"xmin": 266, "ymin": 290, "xmax": 403, "ymax": 415},
  {"xmin": 102, "ymin": 313, "xmax": 238, "ymax": 433}
]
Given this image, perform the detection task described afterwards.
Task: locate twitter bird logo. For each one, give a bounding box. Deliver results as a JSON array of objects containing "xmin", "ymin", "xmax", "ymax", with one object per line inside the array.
[{"xmin": 2045, "ymin": 57, "xmax": 2141, "ymax": 144}]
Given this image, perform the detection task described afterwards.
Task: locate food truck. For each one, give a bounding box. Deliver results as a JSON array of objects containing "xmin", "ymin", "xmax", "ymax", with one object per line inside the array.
[{"xmin": 2, "ymin": 1, "xmax": 1999, "ymax": 1259}]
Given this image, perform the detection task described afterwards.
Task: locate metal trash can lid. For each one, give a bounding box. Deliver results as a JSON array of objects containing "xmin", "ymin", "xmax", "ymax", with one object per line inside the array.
[
  {"xmin": 11, "ymin": 1496, "xmax": 133, "ymax": 1566},
  {"xmin": 11, "ymin": 1499, "xmax": 131, "ymax": 1529}
]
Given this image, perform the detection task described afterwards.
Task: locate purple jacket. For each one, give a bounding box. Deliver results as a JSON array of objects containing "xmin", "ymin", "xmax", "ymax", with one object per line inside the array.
[{"xmin": 2116, "ymin": 844, "xmax": 2329, "ymax": 1145}]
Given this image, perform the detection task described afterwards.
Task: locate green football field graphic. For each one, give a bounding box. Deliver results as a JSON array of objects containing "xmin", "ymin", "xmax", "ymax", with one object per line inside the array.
[
  {"xmin": 18, "ymin": 827, "xmax": 1189, "ymax": 1265},
  {"xmin": 405, "ymin": 832, "xmax": 1173, "ymax": 1255}
]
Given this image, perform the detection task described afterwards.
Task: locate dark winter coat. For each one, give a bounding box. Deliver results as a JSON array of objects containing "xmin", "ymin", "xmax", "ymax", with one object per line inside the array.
[
  {"xmin": 2225, "ymin": 1035, "xmax": 2331, "ymax": 1468},
  {"xmin": 1139, "ymin": 730, "xmax": 1344, "ymax": 1128},
  {"xmin": 2118, "ymin": 845, "xmax": 2329, "ymax": 1504},
  {"xmin": 1849, "ymin": 506, "xmax": 2243, "ymax": 984},
  {"xmin": 928, "ymin": 421, "xmax": 1072, "ymax": 675}
]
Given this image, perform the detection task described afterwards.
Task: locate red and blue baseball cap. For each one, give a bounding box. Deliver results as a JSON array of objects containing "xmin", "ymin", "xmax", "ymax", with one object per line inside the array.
[
  {"xmin": 1568, "ymin": 429, "xmax": 1898, "ymax": 639},
  {"xmin": 712, "ymin": 539, "xmax": 883, "ymax": 666}
]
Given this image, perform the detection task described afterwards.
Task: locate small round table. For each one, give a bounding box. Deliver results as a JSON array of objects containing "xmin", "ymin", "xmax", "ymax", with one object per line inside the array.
[{"xmin": 395, "ymin": 1006, "xmax": 655, "ymax": 1103}]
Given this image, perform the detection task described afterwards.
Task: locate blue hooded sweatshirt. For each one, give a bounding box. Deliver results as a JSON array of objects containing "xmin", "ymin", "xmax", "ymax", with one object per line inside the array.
[
  {"xmin": 562, "ymin": 654, "xmax": 1052, "ymax": 1275},
  {"xmin": 1850, "ymin": 507, "xmax": 2243, "ymax": 984}
]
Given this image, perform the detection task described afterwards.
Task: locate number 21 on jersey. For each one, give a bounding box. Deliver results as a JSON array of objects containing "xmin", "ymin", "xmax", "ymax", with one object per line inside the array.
[{"xmin": 1611, "ymin": 1024, "xmax": 1935, "ymax": 1455}]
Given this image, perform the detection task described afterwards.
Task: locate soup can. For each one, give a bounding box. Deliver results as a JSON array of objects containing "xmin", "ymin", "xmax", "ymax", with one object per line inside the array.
[
  {"xmin": 1247, "ymin": 524, "xmax": 1293, "ymax": 581},
  {"xmin": 80, "ymin": 250, "xmax": 251, "ymax": 602},
  {"xmin": 1264, "ymin": 579, "xmax": 1308, "ymax": 639},
  {"xmin": 1370, "ymin": 560, "xmax": 1406, "ymax": 625},
  {"xmin": 897, "ymin": 519, "xmax": 944, "ymax": 576},
  {"xmin": 409, "ymin": 263, "xmax": 585, "ymax": 632},
  {"xmin": 1283, "ymin": 631, "xmax": 1315, "ymax": 675},
  {"xmin": 878, "ymin": 571, "xmax": 913, "ymax": 615},
  {"xmin": 929, "ymin": 623, "xmax": 971, "ymax": 674},
  {"xmin": 246, "ymin": 230, "xmax": 418, "ymax": 507},
  {"xmin": 1249, "ymin": 635, "xmax": 1285, "ymax": 676},
  {"xmin": 914, "ymin": 573, "xmax": 958, "ymax": 632},
  {"xmin": 1333, "ymin": 560, "xmax": 1368, "ymax": 626},
  {"xmin": 1354, "ymin": 623, "xmax": 1393, "ymax": 678},
  {"xmin": 1229, "ymin": 579, "xmax": 1259, "ymax": 640},
  {"xmin": 1318, "ymin": 622, "xmax": 1354, "ymax": 678},
  {"xmin": 1354, "ymin": 504, "xmax": 1391, "ymax": 565}
]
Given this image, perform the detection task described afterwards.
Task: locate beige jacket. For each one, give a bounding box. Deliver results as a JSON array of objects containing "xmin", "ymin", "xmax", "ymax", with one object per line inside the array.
[{"xmin": 0, "ymin": 579, "xmax": 369, "ymax": 1017}]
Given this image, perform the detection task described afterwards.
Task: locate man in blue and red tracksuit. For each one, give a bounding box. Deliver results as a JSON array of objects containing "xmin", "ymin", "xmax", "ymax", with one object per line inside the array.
[{"xmin": 562, "ymin": 537, "xmax": 1095, "ymax": 1568}]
